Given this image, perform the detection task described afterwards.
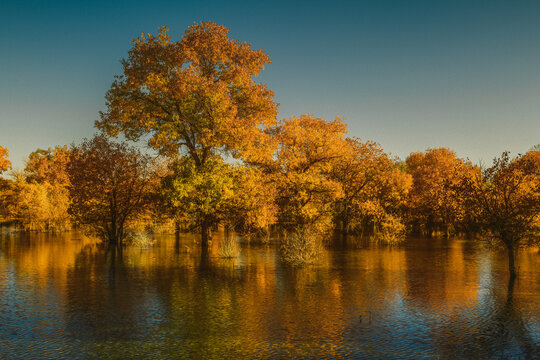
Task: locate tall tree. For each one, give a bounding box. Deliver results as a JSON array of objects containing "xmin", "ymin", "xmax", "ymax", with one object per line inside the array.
[
  {"xmin": 331, "ymin": 138, "xmax": 411, "ymax": 236},
  {"xmin": 96, "ymin": 22, "xmax": 278, "ymax": 246},
  {"xmin": 406, "ymin": 148, "xmax": 472, "ymax": 236},
  {"xmin": 7, "ymin": 146, "xmax": 71, "ymax": 231},
  {"xmin": 460, "ymin": 150, "xmax": 540, "ymax": 278},
  {"xmin": 68, "ymin": 135, "xmax": 153, "ymax": 247},
  {"xmin": 257, "ymin": 114, "xmax": 348, "ymax": 265},
  {"xmin": 272, "ymin": 115, "xmax": 348, "ymax": 233}
]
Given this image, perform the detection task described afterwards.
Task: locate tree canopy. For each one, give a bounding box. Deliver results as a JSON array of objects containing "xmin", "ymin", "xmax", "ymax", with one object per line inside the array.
[
  {"xmin": 68, "ymin": 135, "xmax": 154, "ymax": 246},
  {"xmin": 96, "ymin": 22, "xmax": 278, "ymax": 166},
  {"xmin": 459, "ymin": 150, "xmax": 540, "ymax": 277},
  {"xmin": 0, "ymin": 146, "xmax": 11, "ymax": 173},
  {"xmin": 406, "ymin": 148, "xmax": 474, "ymax": 235},
  {"xmin": 271, "ymin": 115, "xmax": 348, "ymax": 233}
]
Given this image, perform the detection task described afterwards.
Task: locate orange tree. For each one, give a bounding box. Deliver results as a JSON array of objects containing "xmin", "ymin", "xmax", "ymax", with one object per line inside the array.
[
  {"xmin": 258, "ymin": 115, "xmax": 349, "ymax": 265},
  {"xmin": 162, "ymin": 156, "xmax": 277, "ymax": 245},
  {"xmin": 460, "ymin": 150, "xmax": 540, "ymax": 278},
  {"xmin": 331, "ymin": 138, "xmax": 411, "ymax": 236},
  {"xmin": 6, "ymin": 146, "xmax": 72, "ymax": 231},
  {"xmin": 270, "ymin": 115, "xmax": 348, "ymax": 234},
  {"xmin": 0, "ymin": 146, "xmax": 12, "ymax": 223},
  {"xmin": 97, "ymin": 22, "xmax": 277, "ymax": 247},
  {"xmin": 405, "ymin": 148, "xmax": 472, "ymax": 236},
  {"xmin": 24, "ymin": 146, "xmax": 70, "ymax": 186},
  {"xmin": 68, "ymin": 135, "xmax": 154, "ymax": 247}
]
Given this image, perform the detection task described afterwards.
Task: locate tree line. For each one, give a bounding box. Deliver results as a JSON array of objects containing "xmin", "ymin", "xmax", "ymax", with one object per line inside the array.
[{"xmin": 1, "ymin": 22, "xmax": 538, "ymax": 276}]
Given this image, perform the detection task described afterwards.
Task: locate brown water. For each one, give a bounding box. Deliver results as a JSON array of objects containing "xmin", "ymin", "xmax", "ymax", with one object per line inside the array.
[{"xmin": 0, "ymin": 231, "xmax": 539, "ymax": 359}]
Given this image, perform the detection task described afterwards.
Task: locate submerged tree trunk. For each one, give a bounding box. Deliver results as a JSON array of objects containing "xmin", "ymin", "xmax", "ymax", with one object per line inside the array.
[
  {"xmin": 175, "ymin": 221, "xmax": 180, "ymax": 235},
  {"xmin": 174, "ymin": 231, "xmax": 180, "ymax": 254},
  {"xmin": 340, "ymin": 209, "xmax": 351, "ymax": 237},
  {"xmin": 201, "ymin": 223, "xmax": 209, "ymax": 249},
  {"xmin": 109, "ymin": 228, "xmax": 123, "ymax": 249},
  {"xmin": 199, "ymin": 221, "xmax": 210, "ymax": 268},
  {"xmin": 505, "ymin": 240, "xmax": 517, "ymax": 279},
  {"xmin": 201, "ymin": 220, "xmax": 211, "ymax": 250}
]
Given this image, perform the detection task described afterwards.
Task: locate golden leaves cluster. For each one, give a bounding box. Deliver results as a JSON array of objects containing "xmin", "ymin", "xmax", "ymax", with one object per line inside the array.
[
  {"xmin": 97, "ymin": 22, "xmax": 277, "ymax": 166},
  {"xmin": 0, "ymin": 146, "xmax": 11, "ymax": 173},
  {"xmin": 406, "ymin": 148, "xmax": 475, "ymax": 234}
]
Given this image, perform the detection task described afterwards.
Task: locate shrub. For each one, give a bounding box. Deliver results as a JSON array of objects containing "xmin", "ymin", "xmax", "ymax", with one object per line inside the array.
[
  {"xmin": 126, "ymin": 230, "xmax": 155, "ymax": 248},
  {"xmin": 280, "ymin": 226, "xmax": 321, "ymax": 266},
  {"xmin": 218, "ymin": 237, "xmax": 238, "ymax": 258},
  {"xmin": 371, "ymin": 214, "xmax": 406, "ymax": 245}
]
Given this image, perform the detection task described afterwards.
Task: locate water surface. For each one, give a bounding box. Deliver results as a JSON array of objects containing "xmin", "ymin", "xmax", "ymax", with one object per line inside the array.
[{"xmin": 0, "ymin": 232, "xmax": 539, "ymax": 359}]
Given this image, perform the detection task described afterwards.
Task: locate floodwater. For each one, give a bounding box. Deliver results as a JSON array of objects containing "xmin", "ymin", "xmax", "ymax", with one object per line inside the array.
[{"xmin": 0, "ymin": 231, "xmax": 539, "ymax": 359}]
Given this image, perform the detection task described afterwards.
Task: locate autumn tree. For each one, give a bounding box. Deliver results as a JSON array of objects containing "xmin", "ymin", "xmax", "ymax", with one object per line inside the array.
[
  {"xmin": 331, "ymin": 138, "xmax": 411, "ymax": 238},
  {"xmin": 460, "ymin": 150, "xmax": 540, "ymax": 278},
  {"xmin": 162, "ymin": 156, "xmax": 237, "ymax": 244},
  {"xmin": 271, "ymin": 115, "xmax": 348, "ymax": 239},
  {"xmin": 0, "ymin": 146, "xmax": 11, "ymax": 174},
  {"xmin": 162, "ymin": 157, "xmax": 277, "ymax": 245},
  {"xmin": 9, "ymin": 179, "xmax": 71, "ymax": 231},
  {"xmin": 228, "ymin": 166, "xmax": 278, "ymax": 241},
  {"xmin": 7, "ymin": 146, "xmax": 72, "ymax": 231},
  {"xmin": 405, "ymin": 148, "xmax": 472, "ymax": 236},
  {"xmin": 25, "ymin": 146, "xmax": 70, "ymax": 186},
  {"xmin": 246, "ymin": 114, "xmax": 349, "ymax": 265},
  {"xmin": 0, "ymin": 146, "xmax": 12, "ymax": 223},
  {"xmin": 96, "ymin": 22, "xmax": 278, "ymax": 247},
  {"xmin": 68, "ymin": 135, "xmax": 154, "ymax": 247}
]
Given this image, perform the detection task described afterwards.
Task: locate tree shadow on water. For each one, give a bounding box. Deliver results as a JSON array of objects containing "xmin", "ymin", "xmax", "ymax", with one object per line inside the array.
[
  {"xmin": 64, "ymin": 243, "xmax": 147, "ymax": 344},
  {"xmin": 433, "ymin": 276, "xmax": 539, "ymax": 359}
]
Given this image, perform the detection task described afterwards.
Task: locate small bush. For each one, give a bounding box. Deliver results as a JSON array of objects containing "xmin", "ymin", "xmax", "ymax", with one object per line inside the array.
[
  {"xmin": 280, "ymin": 226, "xmax": 321, "ymax": 266},
  {"xmin": 218, "ymin": 237, "xmax": 238, "ymax": 258},
  {"xmin": 371, "ymin": 214, "xmax": 406, "ymax": 245},
  {"xmin": 126, "ymin": 230, "xmax": 155, "ymax": 248}
]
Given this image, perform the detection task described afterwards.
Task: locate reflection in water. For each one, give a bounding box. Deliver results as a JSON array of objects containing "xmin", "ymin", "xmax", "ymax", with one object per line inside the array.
[{"xmin": 0, "ymin": 232, "xmax": 539, "ymax": 358}]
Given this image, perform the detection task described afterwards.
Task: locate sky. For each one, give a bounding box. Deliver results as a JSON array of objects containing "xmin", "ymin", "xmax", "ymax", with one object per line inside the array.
[{"xmin": 1, "ymin": 0, "xmax": 539, "ymax": 170}]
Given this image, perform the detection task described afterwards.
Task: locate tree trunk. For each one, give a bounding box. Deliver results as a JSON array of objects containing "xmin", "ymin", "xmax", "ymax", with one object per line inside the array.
[
  {"xmin": 174, "ymin": 231, "xmax": 180, "ymax": 254},
  {"xmin": 201, "ymin": 220, "xmax": 210, "ymax": 250},
  {"xmin": 108, "ymin": 225, "xmax": 118, "ymax": 249},
  {"xmin": 506, "ymin": 241, "xmax": 517, "ymax": 279},
  {"xmin": 200, "ymin": 220, "xmax": 211, "ymax": 268},
  {"xmin": 341, "ymin": 217, "xmax": 349, "ymax": 237}
]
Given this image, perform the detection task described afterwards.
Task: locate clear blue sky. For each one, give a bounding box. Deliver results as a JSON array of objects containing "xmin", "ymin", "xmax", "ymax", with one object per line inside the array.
[{"xmin": 1, "ymin": 0, "xmax": 539, "ymax": 169}]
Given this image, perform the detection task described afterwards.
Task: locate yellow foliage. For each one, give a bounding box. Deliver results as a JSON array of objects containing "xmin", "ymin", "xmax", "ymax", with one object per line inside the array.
[
  {"xmin": 0, "ymin": 146, "xmax": 11, "ymax": 173},
  {"xmin": 97, "ymin": 22, "xmax": 277, "ymax": 167},
  {"xmin": 331, "ymin": 138, "xmax": 411, "ymax": 235},
  {"xmin": 5, "ymin": 146, "xmax": 72, "ymax": 231},
  {"xmin": 273, "ymin": 115, "xmax": 348, "ymax": 232},
  {"xmin": 10, "ymin": 180, "xmax": 70, "ymax": 231},
  {"xmin": 461, "ymin": 150, "xmax": 540, "ymax": 246},
  {"xmin": 406, "ymin": 147, "xmax": 474, "ymax": 235}
]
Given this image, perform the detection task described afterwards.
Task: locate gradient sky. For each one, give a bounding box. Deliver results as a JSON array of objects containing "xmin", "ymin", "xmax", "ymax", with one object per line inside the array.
[{"xmin": 1, "ymin": 0, "xmax": 539, "ymax": 169}]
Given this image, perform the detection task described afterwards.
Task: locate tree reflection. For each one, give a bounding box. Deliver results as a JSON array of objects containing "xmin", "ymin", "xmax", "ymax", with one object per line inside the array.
[
  {"xmin": 429, "ymin": 273, "xmax": 539, "ymax": 358},
  {"xmin": 490, "ymin": 277, "xmax": 539, "ymax": 358},
  {"xmin": 64, "ymin": 245, "xmax": 155, "ymax": 343},
  {"xmin": 1, "ymin": 232, "xmax": 539, "ymax": 359}
]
